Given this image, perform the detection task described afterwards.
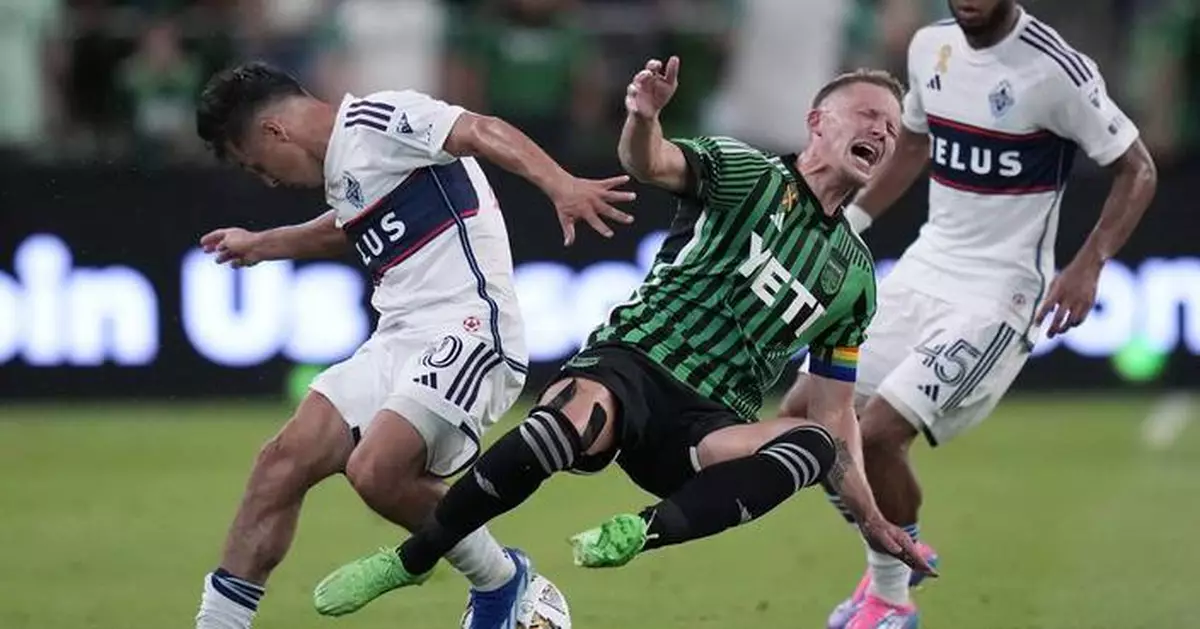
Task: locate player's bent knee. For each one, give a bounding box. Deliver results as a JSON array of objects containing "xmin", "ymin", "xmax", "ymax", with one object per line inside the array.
[
  {"xmin": 344, "ymin": 451, "xmax": 420, "ymax": 508},
  {"xmin": 860, "ymin": 400, "xmax": 919, "ymax": 453},
  {"xmin": 343, "ymin": 412, "xmax": 428, "ymax": 500},
  {"xmin": 518, "ymin": 406, "xmax": 587, "ymax": 473},
  {"xmin": 758, "ymin": 424, "xmax": 837, "ymax": 490}
]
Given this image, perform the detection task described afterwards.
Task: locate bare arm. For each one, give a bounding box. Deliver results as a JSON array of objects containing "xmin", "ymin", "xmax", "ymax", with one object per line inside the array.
[
  {"xmin": 200, "ymin": 210, "xmax": 347, "ymax": 266},
  {"xmin": 806, "ymin": 373, "xmax": 937, "ymax": 575},
  {"xmin": 443, "ymin": 112, "xmax": 635, "ymax": 244},
  {"xmin": 618, "ymin": 112, "xmax": 688, "ymax": 193},
  {"xmin": 255, "ymin": 210, "xmax": 348, "ymax": 259},
  {"xmin": 853, "ymin": 126, "xmax": 929, "ymax": 220},
  {"xmin": 1036, "ymin": 139, "xmax": 1158, "ymax": 337},
  {"xmin": 1073, "ymin": 139, "xmax": 1158, "ymax": 266},
  {"xmin": 618, "ymin": 55, "xmax": 689, "ymax": 193},
  {"xmin": 806, "ymin": 375, "xmax": 878, "ymax": 525}
]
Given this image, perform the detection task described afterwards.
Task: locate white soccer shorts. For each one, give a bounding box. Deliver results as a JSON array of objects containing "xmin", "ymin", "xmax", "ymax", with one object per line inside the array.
[
  {"xmin": 854, "ymin": 275, "xmax": 1032, "ymax": 446},
  {"xmin": 796, "ymin": 271, "xmax": 1032, "ymax": 446},
  {"xmin": 310, "ymin": 327, "xmax": 526, "ymax": 476}
]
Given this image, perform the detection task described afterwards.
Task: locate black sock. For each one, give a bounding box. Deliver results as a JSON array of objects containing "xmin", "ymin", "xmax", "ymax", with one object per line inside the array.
[
  {"xmin": 824, "ymin": 483, "xmax": 857, "ymax": 524},
  {"xmin": 400, "ymin": 407, "xmax": 582, "ymax": 574},
  {"xmin": 640, "ymin": 425, "xmax": 835, "ymax": 552}
]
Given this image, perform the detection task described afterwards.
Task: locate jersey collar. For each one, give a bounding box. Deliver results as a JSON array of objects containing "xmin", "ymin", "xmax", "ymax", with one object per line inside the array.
[{"xmin": 781, "ymin": 153, "xmax": 849, "ymax": 229}]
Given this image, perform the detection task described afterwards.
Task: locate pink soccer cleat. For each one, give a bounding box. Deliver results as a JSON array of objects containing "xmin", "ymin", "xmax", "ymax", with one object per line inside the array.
[
  {"xmin": 844, "ymin": 594, "xmax": 919, "ymax": 629},
  {"xmin": 826, "ymin": 542, "xmax": 938, "ymax": 629}
]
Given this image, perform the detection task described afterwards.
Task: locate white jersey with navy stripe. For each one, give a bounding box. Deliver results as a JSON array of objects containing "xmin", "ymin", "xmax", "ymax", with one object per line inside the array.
[
  {"xmin": 893, "ymin": 9, "xmax": 1139, "ymax": 327},
  {"xmin": 322, "ymin": 90, "xmax": 527, "ymax": 372}
]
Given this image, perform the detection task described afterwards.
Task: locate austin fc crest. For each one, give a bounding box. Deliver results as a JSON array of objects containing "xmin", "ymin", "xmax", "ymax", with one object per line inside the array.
[
  {"xmin": 988, "ymin": 80, "xmax": 1015, "ymax": 118},
  {"xmin": 342, "ymin": 172, "xmax": 365, "ymax": 210},
  {"xmin": 818, "ymin": 259, "xmax": 847, "ymax": 296}
]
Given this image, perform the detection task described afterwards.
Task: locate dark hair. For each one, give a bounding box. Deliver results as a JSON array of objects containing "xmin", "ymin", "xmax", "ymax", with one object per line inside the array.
[
  {"xmin": 811, "ymin": 68, "xmax": 905, "ymax": 110},
  {"xmin": 196, "ymin": 62, "xmax": 307, "ymax": 161}
]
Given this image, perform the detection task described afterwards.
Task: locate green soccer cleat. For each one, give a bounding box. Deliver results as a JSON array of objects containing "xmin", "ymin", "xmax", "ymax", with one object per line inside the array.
[
  {"xmin": 570, "ymin": 513, "xmax": 650, "ymax": 568},
  {"xmin": 312, "ymin": 546, "xmax": 432, "ymax": 616}
]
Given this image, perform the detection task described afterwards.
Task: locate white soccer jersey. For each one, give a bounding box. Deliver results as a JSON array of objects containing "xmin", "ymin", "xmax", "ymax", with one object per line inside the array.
[
  {"xmin": 323, "ymin": 90, "xmax": 527, "ymax": 370},
  {"xmin": 892, "ymin": 9, "xmax": 1139, "ymax": 328}
]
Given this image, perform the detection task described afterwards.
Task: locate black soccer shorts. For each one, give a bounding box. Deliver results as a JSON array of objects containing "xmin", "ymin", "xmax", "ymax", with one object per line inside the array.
[{"xmin": 553, "ymin": 342, "xmax": 742, "ymax": 498}]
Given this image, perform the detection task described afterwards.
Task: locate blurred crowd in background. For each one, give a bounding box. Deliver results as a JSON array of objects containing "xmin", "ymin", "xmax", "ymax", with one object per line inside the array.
[{"xmin": 0, "ymin": 0, "xmax": 1192, "ymax": 166}]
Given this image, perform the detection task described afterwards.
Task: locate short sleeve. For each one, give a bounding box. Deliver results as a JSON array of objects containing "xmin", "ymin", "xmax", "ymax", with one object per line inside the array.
[
  {"xmin": 384, "ymin": 90, "xmax": 467, "ymax": 164},
  {"xmin": 348, "ymin": 90, "xmax": 466, "ymax": 170},
  {"xmin": 1042, "ymin": 58, "xmax": 1139, "ymax": 167},
  {"xmin": 669, "ymin": 135, "xmax": 770, "ymax": 209},
  {"xmin": 901, "ymin": 33, "xmax": 929, "ymax": 134}
]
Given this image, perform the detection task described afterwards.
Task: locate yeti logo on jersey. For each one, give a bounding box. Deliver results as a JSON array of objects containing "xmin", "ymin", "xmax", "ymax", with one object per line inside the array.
[
  {"xmin": 343, "ymin": 172, "xmax": 365, "ymax": 209},
  {"xmin": 737, "ymin": 233, "xmax": 825, "ymax": 338},
  {"xmin": 926, "ymin": 114, "xmax": 1077, "ymax": 195},
  {"xmin": 988, "ymin": 80, "xmax": 1015, "ymax": 118}
]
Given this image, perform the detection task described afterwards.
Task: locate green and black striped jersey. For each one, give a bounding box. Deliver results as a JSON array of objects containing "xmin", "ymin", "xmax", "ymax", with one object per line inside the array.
[{"xmin": 583, "ymin": 135, "xmax": 878, "ymax": 419}]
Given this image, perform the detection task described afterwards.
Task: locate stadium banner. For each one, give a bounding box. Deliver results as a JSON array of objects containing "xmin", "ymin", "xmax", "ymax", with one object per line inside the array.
[{"xmin": 1, "ymin": 159, "xmax": 1196, "ymax": 399}]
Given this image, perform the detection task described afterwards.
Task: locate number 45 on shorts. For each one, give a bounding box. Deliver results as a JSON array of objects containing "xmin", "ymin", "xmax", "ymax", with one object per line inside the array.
[{"xmin": 909, "ymin": 322, "xmax": 1022, "ymax": 412}]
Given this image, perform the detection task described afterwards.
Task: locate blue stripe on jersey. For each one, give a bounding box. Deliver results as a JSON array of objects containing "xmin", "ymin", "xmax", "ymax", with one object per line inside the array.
[
  {"xmin": 1019, "ymin": 24, "xmax": 1092, "ymax": 87},
  {"xmin": 1026, "ymin": 21, "xmax": 1092, "ymax": 82},
  {"xmin": 344, "ymin": 162, "xmax": 480, "ymax": 282},
  {"xmin": 348, "ymin": 99, "xmax": 396, "ymax": 113},
  {"xmin": 926, "ymin": 114, "xmax": 1077, "ymax": 195},
  {"xmin": 346, "ymin": 108, "xmax": 390, "ymax": 122},
  {"xmin": 344, "ymin": 118, "xmax": 388, "ymax": 132},
  {"xmin": 430, "ymin": 166, "xmax": 528, "ymax": 374}
]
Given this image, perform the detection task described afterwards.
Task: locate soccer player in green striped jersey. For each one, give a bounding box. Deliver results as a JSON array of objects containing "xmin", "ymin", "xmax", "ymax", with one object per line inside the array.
[{"xmin": 312, "ymin": 57, "xmax": 935, "ymax": 617}]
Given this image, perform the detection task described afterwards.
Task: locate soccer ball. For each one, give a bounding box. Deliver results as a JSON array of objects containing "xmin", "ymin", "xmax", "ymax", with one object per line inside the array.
[{"xmin": 459, "ymin": 573, "xmax": 571, "ymax": 629}]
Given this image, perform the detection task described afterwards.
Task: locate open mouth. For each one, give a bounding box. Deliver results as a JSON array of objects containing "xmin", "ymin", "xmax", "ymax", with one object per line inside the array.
[{"xmin": 850, "ymin": 141, "xmax": 881, "ymax": 171}]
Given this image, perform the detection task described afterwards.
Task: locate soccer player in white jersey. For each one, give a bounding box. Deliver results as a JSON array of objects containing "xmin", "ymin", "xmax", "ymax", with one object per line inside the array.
[
  {"xmin": 780, "ymin": 2, "xmax": 1158, "ymax": 628},
  {"xmin": 190, "ymin": 62, "xmax": 635, "ymax": 629}
]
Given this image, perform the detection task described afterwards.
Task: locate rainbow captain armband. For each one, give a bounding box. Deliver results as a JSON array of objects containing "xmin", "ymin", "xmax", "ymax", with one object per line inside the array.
[{"xmin": 809, "ymin": 346, "xmax": 860, "ymax": 382}]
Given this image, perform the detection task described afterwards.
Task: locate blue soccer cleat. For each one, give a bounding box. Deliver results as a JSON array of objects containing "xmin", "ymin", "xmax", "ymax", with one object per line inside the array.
[{"xmin": 465, "ymin": 548, "xmax": 533, "ymax": 629}]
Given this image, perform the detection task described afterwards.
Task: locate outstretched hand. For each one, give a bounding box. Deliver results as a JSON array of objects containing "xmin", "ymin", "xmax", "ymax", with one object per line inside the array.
[
  {"xmin": 625, "ymin": 56, "xmax": 681, "ymax": 119},
  {"xmin": 551, "ymin": 175, "xmax": 637, "ymax": 246},
  {"xmin": 200, "ymin": 227, "xmax": 263, "ymax": 268}
]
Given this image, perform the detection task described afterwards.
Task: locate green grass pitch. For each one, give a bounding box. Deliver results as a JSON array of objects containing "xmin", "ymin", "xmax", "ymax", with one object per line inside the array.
[{"xmin": 1, "ymin": 395, "xmax": 1197, "ymax": 629}]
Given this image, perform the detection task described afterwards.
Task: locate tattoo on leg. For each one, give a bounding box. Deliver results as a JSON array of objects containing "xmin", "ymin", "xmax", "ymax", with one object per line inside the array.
[
  {"xmin": 579, "ymin": 403, "xmax": 607, "ymax": 450},
  {"xmin": 545, "ymin": 380, "xmax": 578, "ymax": 410},
  {"xmin": 825, "ymin": 437, "xmax": 853, "ymax": 492}
]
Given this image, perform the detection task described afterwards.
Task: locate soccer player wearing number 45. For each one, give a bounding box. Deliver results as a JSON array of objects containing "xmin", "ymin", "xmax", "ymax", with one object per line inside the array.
[
  {"xmin": 190, "ymin": 63, "xmax": 636, "ymax": 629},
  {"xmin": 781, "ymin": 2, "xmax": 1158, "ymax": 629},
  {"xmin": 312, "ymin": 57, "xmax": 936, "ymax": 618}
]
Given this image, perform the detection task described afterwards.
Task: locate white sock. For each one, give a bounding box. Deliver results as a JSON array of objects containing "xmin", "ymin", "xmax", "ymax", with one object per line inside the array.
[
  {"xmin": 866, "ymin": 548, "xmax": 912, "ymax": 606},
  {"xmin": 196, "ymin": 570, "xmax": 262, "ymax": 629},
  {"xmin": 444, "ymin": 526, "xmax": 516, "ymax": 591}
]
